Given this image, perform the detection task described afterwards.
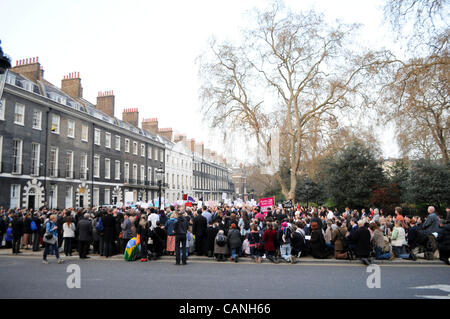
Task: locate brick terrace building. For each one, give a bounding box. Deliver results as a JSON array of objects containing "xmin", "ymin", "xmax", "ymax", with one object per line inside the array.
[{"xmin": 0, "ymin": 58, "xmax": 166, "ymax": 209}]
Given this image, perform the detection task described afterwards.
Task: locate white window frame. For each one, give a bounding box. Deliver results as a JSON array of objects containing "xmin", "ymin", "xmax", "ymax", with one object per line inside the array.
[
  {"xmin": 0, "ymin": 136, "xmax": 3, "ymax": 170},
  {"xmin": 124, "ymin": 162, "xmax": 130, "ymax": 183},
  {"xmin": 32, "ymin": 109, "xmax": 42, "ymax": 130},
  {"xmin": 104, "ymin": 188, "xmax": 110, "ymax": 205},
  {"xmin": 67, "ymin": 119, "xmax": 75, "ymax": 138},
  {"xmin": 0, "ymin": 98, "xmax": 5, "ymax": 121},
  {"xmin": 14, "ymin": 103, "xmax": 25, "ymax": 126},
  {"xmin": 94, "ymin": 128, "xmax": 101, "ymax": 146},
  {"xmin": 65, "ymin": 185, "xmax": 73, "ymax": 208},
  {"xmin": 115, "ymin": 135, "xmax": 121, "ymax": 151},
  {"xmin": 81, "ymin": 125, "xmax": 89, "ymax": 142},
  {"xmin": 148, "ymin": 146, "xmax": 152, "ymax": 159},
  {"xmin": 147, "ymin": 167, "xmax": 152, "ymax": 182},
  {"xmin": 51, "ymin": 114, "xmax": 60, "ymax": 134},
  {"xmin": 125, "ymin": 139, "xmax": 130, "ymax": 153},
  {"xmin": 49, "ymin": 146, "xmax": 58, "ymax": 177},
  {"xmin": 49, "ymin": 185, "xmax": 57, "ymax": 209},
  {"xmin": 31, "ymin": 143, "xmax": 40, "ymax": 176},
  {"xmin": 141, "ymin": 144, "xmax": 145, "ymax": 157},
  {"xmin": 105, "ymin": 132, "xmax": 111, "ymax": 149},
  {"xmin": 140, "ymin": 165, "xmax": 145, "ymax": 184},
  {"xmin": 65, "ymin": 150, "xmax": 74, "ymax": 178},
  {"xmin": 80, "ymin": 153, "xmax": 88, "ymax": 179},
  {"xmin": 12, "ymin": 139, "xmax": 23, "ymax": 174},
  {"xmin": 93, "ymin": 187, "xmax": 99, "ymax": 207},
  {"xmin": 132, "ymin": 164, "xmax": 138, "ymax": 181},
  {"xmin": 115, "ymin": 160, "xmax": 121, "ymax": 180},
  {"xmin": 6, "ymin": 73, "xmax": 16, "ymax": 85},
  {"xmin": 93, "ymin": 155, "xmax": 100, "ymax": 178},
  {"xmin": 10, "ymin": 184, "xmax": 21, "ymax": 209},
  {"xmin": 105, "ymin": 158, "xmax": 111, "ymax": 179},
  {"xmin": 133, "ymin": 141, "xmax": 138, "ymax": 155}
]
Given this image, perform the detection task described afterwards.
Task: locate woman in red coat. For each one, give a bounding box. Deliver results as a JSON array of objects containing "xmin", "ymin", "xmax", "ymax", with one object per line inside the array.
[{"xmin": 263, "ymin": 223, "xmax": 277, "ymax": 263}]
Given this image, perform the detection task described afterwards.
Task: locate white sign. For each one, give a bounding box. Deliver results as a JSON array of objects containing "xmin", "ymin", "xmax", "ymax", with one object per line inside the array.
[
  {"xmin": 222, "ymin": 192, "xmax": 227, "ymax": 200},
  {"xmin": 124, "ymin": 192, "xmax": 134, "ymax": 205}
]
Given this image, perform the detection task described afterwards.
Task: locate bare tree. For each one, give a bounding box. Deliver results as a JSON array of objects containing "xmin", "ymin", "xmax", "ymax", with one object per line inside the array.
[
  {"xmin": 199, "ymin": 3, "xmax": 391, "ymax": 201},
  {"xmin": 384, "ymin": 0, "xmax": 449, "ymax": 54},
  {"xmin": 382, "ymin": 56, "xmax": 449, "ymax": 164}
]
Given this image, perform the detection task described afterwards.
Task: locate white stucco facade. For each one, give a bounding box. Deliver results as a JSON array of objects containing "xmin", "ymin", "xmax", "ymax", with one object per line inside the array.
[{"xmin": 164, "ymin": 140, "xmax": 193, "ymax": 204}]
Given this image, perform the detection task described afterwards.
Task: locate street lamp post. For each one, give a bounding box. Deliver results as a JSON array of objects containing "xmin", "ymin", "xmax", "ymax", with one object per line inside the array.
[{"xmin": 155, "ymin": 164, "xmax": 164, "ymax": 210}]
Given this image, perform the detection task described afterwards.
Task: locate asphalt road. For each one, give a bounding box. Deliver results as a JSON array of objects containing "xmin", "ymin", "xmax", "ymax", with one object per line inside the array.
[{"xmin": 0, "ymin": 255, "xmax": 449, "ymax": 299}]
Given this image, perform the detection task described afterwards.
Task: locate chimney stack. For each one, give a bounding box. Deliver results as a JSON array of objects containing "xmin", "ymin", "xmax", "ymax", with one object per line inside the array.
[
  {"xmin": 96, "ymin": 91, "xmax": 115, "ymax": 117},
  {"xmin": 61, "ymin": 72, "xmax": 83, "ymax": 99},
  {"xmin": 12, "ymin": 56, "xmax": 42, "ymax": 83},
  {"xmin": 188, "ymin": 139, "xmax": 195, "ymax": 153},
  {"xmin": 142, "ymin": 118, "xmax": 159, "ymax": 135},
  {"xmin": 174, "ymin": 133, "xmax": 186, "ymax": 143},
  {"xmin": 204, "ymin": 148, "xmax": 211, "ymax": 159},
  {"xmin": 158, "ymin": 128, "xmax": 173, "ymax": 141},
  {"xmin": 195, "ymin": 142, "xmax": 204, "ymax": 157},
  {"xmin": 122, "ymin": 108, "xmax": 139, "ymax": 127}
]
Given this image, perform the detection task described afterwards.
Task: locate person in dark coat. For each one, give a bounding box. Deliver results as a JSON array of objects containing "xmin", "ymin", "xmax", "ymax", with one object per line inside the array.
[
  {"xmin": 31, "ymin": 212, "xmax": 42, "ymax": 251},
  {"xmin": 102, "ymin": 209, "xmax": 116, "ymax": 258},
  {"xmin": 56, "ymin": 213, "xmax": 65, "ymax": 248},
  {"xmin": 437, "ymin": 214, "xmax": 450, "ymax": 265},
  {"xmin": 173, "ymin": 212, "xmax": 188, "ymax": 265},
  {"xmin": 77, "ymin": 213, "xmax": 93, "ymax": 259},
  {"xmin": 291, "ymin": 221, "xmax": 309, "ymax": 259},
  {"xmin": 227, "ymin": 223, "xmax": 242, "ymax": 262},
  {"xmin": 11, "ymin": 214, "xmax": 24, "ymax": 254},
  {"xmin": 159, "ymin": 210, "xmax": 168, "ymax": 228},
  {"xmin": 346, "ymin": 218, "xmax": 359, "ymax": 257},
  {"xmin": 151, "ymin": 221, "xmax": 166, "ymax": 259},
  {"xmin": 137, "ymin": 216, "xmax": 151, "ymax": 261},
  {"xmin": 193, "ymin": 209, "xmax": 207, "ymax": 256},
  {"xmin": 206, "ymin": 221, "xmax": 219, "ymax": 257},
  {"xmin": 248, "ymin": 225, "xmax": 262, "ymax": 263},
  {"xmin": 352, "ymin": 220, "xmax": 372, "ymax": 265},
  {"xmin": 310, "ymin": 221, "xmax": 330, "ymax": 259}
]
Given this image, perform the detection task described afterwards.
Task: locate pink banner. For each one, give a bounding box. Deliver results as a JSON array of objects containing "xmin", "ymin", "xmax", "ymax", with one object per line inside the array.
[{"xmin": 259, "ymin": 197, "xmax": 274, "ymax": 212}]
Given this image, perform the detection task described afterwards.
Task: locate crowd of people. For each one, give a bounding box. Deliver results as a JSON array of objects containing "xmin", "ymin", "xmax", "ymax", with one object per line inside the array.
[{"xmin": 0, "ymin": 204, "xmax": 449, "ymax": 266}]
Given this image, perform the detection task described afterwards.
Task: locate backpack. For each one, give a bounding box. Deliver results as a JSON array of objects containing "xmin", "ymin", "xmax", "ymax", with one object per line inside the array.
[
  {"xmin": 96, "ymin": 217, "xmax": 104, "ymax": 232},
  {"xmin": 216, "ymin": 234, "xmax": 226, "ymax": 247},
  {"xmin": 31, "ymin": 220, "xmax": 38, "ymax": 232},
  {"xmin": 281, "ymin": 227, "xmax": 292, "ymax": 243}
]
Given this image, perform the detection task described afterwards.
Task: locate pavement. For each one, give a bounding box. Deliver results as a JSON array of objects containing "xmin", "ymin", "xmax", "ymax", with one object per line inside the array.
[
  {"xmin": 0, "ymin": 253, "xmax": 449, "ymax": 299},
  {"xmin": 0, "ymin": 247, "xmax": 446, "ymax": 265}
]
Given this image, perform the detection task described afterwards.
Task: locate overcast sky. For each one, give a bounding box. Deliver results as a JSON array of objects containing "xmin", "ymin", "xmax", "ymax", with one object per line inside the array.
[{"xmin": 0, "ymin": 0, "xmax": 401, "ymax": 163}]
